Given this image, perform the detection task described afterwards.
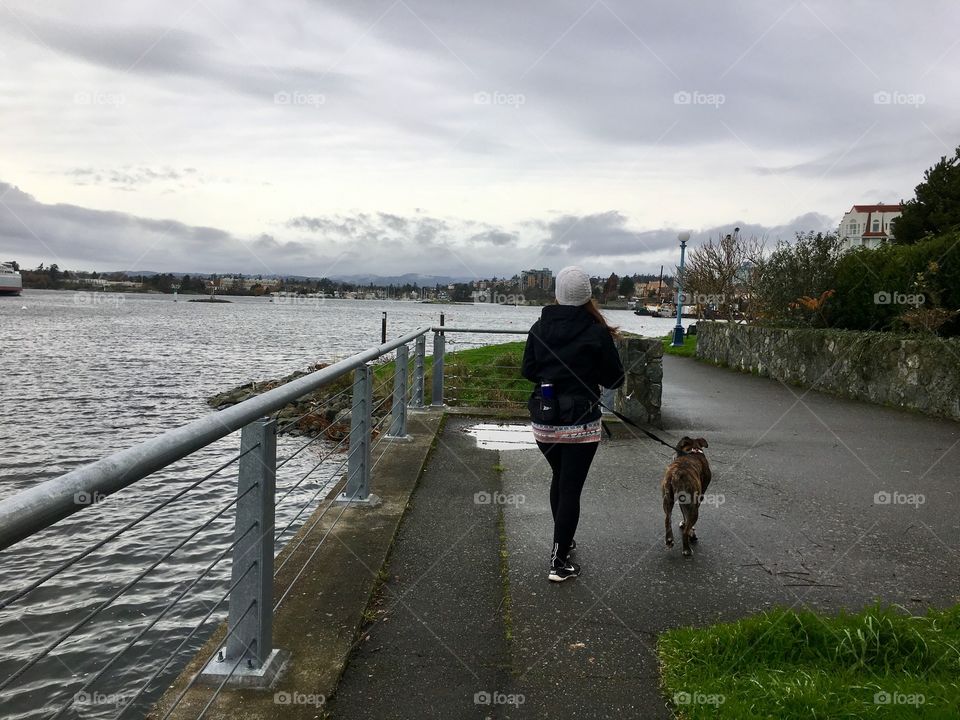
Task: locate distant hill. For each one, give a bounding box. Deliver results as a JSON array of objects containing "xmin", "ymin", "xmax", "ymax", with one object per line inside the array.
[
  {"xmin": 112, "ymin": 271, "xmax": 475, "ymax": 285},
  {"xmin": 329, "ymin": 273, "xmax": 474, "ymax": 286}
]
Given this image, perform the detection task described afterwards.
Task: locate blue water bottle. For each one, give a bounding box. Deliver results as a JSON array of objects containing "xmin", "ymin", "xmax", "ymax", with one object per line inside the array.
[{"xmin": 541, "ymin": 382, "xmax": 555, "ymax": 412}]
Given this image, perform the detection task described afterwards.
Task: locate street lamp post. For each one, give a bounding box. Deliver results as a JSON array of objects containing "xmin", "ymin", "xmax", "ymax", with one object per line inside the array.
[{"xmin": 671, "ymin": 232, "xmax": 690, "ymax": 347}]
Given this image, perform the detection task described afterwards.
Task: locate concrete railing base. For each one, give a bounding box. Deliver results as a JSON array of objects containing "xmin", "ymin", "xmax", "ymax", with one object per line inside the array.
[{"xmin": 197, "ymin": 648, "xmax": 290, "ymax": 690}]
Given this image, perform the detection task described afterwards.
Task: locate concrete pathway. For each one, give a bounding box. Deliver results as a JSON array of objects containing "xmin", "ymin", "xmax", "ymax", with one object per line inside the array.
[
  {"xmin": 327, "ymin": 417, "xmax": 513, "ymax": 719},
  {"xmin": 328, "ymin": 356, "xmax": 960, "ymax": 719}
]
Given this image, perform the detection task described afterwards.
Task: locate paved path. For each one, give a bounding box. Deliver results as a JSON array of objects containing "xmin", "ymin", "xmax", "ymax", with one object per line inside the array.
[{"xmin": 329, "ymin": 356, "xmax": 960, "ymax": 719}]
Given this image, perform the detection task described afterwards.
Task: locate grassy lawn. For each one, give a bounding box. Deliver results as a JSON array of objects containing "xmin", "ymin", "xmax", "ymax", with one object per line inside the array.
[
  {"xmin": 658, "ymin": 603, "xmax": 960, "ymax": 719},
  {"xmin": 662, "ymin": 332, "xmax": 698, "ymax": 357},
  {"xmin": 373, "ymin": 340, "xmax": 531, "ymax": 408}
]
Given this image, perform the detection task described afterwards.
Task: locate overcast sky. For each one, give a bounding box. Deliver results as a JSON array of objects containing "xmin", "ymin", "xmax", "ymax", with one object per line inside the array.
[{"xmin": 1, "ymin": 0, "xmax": 957, "ymax": 279}]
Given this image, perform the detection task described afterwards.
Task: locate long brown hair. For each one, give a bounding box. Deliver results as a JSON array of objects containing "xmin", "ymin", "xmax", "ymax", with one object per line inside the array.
[{"xmin": 583, "ymin": 298, "xmax": 621, "ymax": 338}]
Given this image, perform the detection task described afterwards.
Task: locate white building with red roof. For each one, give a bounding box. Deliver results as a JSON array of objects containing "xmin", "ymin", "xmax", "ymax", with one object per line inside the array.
[{"xmin": 839, "ymin": 203, "xmax": 903, "ymax": 250}]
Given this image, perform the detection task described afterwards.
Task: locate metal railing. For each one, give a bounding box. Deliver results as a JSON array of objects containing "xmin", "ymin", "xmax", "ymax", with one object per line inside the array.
[{"xmin": 0, "ymin": 323, "xmax": 530, "ymax": 719}]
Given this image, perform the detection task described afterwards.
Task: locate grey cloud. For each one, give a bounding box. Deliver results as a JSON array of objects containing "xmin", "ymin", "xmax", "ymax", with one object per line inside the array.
[
  {"xmin": 0, "ymin": 182, "xmax": 490, "ymax": 276},
  {"xmin": 377, "ymin": 213, "xmax": 409, "ymax": 233},
  {"xmin": 6, "ymin": 0, "xmax": 956, "ymax": 180},
  {"xmin": 468, "ymin": 230, "xmax": 517, "ymax": 246},
  {"xmin": 535, "ymin": 209, "xmax": 836, "ymax": 270},
  {"xmin": 1, "ymin": 179, "xmax": 840, "ymax": 279},
  {"xmin": 323, "ymin": 1, "xmax": 956, "ymax": 153},
  {"xmin": 0, "ymin": 181, "xmax": 278, "ymax": 273},
  {"xmin": 4, "ymin": 11, "xmax": 355, "ymax": 102},
  {"xmin": 753, "ymin": 125, "xmax": 955, "ymax": 180},
  {"xmin": 288, "ymin": 213, "xmax": 451, "ymax": 248},
  {"xmin": 541, "ymin": 211, "xmax": 676, "ymax": 257}
]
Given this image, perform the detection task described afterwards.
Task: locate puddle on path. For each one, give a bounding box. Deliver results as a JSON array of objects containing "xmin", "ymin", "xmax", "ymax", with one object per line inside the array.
[{"xmin": 463, "ymin": 422, "xmax": 537, "ymax": 450}]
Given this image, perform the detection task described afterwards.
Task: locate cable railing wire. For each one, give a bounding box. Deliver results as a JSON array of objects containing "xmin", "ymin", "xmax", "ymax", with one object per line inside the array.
[
  {"xmin": 275, "ymin": 384, "xmax": 353, "ymax": 435},
  {"xmin": 273, "ymin": 453, "xmax": 352, "ymax": 576},
  {"xmin": 273, "ymin": 481, "xmax": 363, "ymax": 613},
  {"xmin": 195, "ymin": 633, "xmax": 258, "ymax": 720},
  {"xmin": 446, "ymin": 386, "xmax": 528, "ymax": 395},
  {"xmin": 370, "ymin": 422, "xmax": 397, "ymax": 455},
  {"xmin": 274, "ymin": 434, "xmax": 350, "ymax": 508},
  {"xmin": 158, "ymin": 599, "xmax": 258, "ymax": 720},
  {"xmin": 0, "ymin": 324, "xmax": 536, "ymax": 717},
  {"xmin": 115, "ymin": 560, "xmax": 257, "ymax": 720},
  {"xmin": 0, "ymin": 444, "xmax": 257, "ymax": 614},
  {"xmin": 276, "ymin": 423, "xmax": 349, "ymax": 471},
  {"xmin": 371, "ymin": 406, "xmax": 394, "ymax": 431},
  {"xmin": 370, "ymin": 394, "xmax": 392, "ymax": 417},
  {"xmin": 373, "ymin": 377, "xmax": 393, "ymax": 398},
  {"xmin": 49, "ymin": 521, "xmax": 258, "ymax": 720},
  {"xmin": 369, "ymin": 436, "xmax": 396, "ymax": 476},
  {"xmin": 275, "ymin": 453, "xmax": 351, "ymax": 545},
  {"xmin": 0, "ymin": 482, "xmax": 259, "ymax": 694}
]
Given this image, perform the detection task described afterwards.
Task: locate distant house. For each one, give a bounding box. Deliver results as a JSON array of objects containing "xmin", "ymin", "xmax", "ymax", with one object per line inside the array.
[
  {"xmin": 636, "ymin": 279, "xmax": 674, "ymax": 304},
  {"xmin": 839, "ymin": 204, "xmax": 903, "ymax": 250}
]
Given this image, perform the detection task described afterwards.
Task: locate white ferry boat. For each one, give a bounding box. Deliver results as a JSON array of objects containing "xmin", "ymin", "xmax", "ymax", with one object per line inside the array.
[{"xmin": 0, "ymin": 262, "xmax": 22, "ymax": 296}]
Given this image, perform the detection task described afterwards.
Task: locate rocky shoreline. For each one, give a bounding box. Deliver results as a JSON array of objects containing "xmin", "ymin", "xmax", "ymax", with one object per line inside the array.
[{"xmin": 207, "ymin": 362, "xmax": 394, "ymax": 439}]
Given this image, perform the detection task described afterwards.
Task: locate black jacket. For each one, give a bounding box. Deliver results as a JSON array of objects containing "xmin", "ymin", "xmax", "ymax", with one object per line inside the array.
[{"xmin": 521, "ymin": 305, "xmax": 625, "ymax": 416}]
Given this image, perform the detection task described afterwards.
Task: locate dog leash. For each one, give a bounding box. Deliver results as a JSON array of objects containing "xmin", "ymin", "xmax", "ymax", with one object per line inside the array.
[{"xmin": 598, "ymin": 402, "xmax": 676, "ymax": 450}]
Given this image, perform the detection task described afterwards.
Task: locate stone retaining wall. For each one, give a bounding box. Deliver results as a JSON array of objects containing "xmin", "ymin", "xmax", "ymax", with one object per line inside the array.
[
  {"xmin": 696, "ymin": 322, "xmax": 960, "ymax": 420},
  {"xmin": 614, "ymin": 335, "xmax": 663, "ymax": 426}
]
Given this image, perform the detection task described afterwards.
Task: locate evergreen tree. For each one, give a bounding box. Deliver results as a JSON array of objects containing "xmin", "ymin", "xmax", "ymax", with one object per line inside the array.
[{"xmin": 893, "ymin": 146, "xmax": 960, "ymax": 244}]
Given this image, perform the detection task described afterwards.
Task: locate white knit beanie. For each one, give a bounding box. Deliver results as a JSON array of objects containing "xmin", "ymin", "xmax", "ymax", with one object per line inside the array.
[{"xmin": 554, "ymin": 266, "xmax": 593, "ymax": 306}]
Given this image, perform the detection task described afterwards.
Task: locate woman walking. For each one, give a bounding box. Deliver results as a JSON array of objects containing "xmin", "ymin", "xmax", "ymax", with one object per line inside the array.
[{"xmin": 521, "ymin": 266, "xmax": 625, "ymax": 582}]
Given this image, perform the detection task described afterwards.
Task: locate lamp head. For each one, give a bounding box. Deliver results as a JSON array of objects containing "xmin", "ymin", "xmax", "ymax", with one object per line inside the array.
[{"xmin": 678, "ymin": 231, "xmax": 690, "ymax": 243}]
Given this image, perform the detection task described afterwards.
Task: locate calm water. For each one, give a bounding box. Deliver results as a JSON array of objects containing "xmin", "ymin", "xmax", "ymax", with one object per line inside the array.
[{"xmin": 0, "ymin": 291, "xmax": 677, "ymax": 719}]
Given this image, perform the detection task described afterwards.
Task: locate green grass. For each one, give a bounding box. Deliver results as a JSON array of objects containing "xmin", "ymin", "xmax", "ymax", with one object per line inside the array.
[
  {"xmin": 657, "ymin": 603, "xmax": 960, "ymax": 719},
  {"xmin": 663, "ymin": 332, "xmax": 698, "ymax": 357},
  {"xmin": 373, "ymin": 340, "xmax": 532, "ymax": 408}
]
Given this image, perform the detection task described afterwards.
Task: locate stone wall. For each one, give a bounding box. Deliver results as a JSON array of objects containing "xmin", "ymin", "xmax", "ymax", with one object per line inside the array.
[
  {"xmin": 614, "ymin": 335, "xmax": 663, "ymax": 426},
  {"xmin": 696, "ymin": 322, "xmax": 960, "ymax": 420}
]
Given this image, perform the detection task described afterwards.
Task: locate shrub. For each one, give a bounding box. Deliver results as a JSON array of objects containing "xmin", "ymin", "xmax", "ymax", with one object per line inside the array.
[
  {"xmin": 828, "ymin": 232, "xmax": 960, "ymax": 336},
  {"xmin": 750, "ymin": 231, "xmax": 844, "ymax": 327}
]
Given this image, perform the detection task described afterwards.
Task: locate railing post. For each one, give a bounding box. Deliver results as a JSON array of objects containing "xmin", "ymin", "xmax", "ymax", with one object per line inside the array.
[
  {"xmin": 387, "ymin": 344, "xmax": 411, "ymax": 439},
  {"xmin": 201, "ymin": 417, "xmax": 287, "ymax": 687},
  {"xmin": 431, "ymin": 329, "xmax": 445, "ymax": 407},
  {"xmin": 335, "ymin": 365, "xmax": 380, "ymax": 506},
  {"xmin": 411, "ymin": 335, "xmax": 426, "ymax": 408}
]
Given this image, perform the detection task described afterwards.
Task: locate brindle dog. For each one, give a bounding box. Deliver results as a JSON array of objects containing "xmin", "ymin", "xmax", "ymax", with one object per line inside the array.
[{"xmin": 661, "ymin": 437, "xmax": 711, "ymax": 557}]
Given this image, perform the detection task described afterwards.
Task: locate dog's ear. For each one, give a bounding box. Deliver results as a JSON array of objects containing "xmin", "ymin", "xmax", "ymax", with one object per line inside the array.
[{"xmin": 696, "ymin": 437, "xmax": 708, "ymax": 448}]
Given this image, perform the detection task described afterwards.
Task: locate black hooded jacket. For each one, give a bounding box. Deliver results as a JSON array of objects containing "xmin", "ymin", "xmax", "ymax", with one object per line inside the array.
[{"xmin": 521, "ymin": 305, "xmax": 625, "ymax": 417}]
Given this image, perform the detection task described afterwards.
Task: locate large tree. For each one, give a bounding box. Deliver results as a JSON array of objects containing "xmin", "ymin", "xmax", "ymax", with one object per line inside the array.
[
  {"xmin": 680, "ymin": 230, "xmax": 763, "ymax": 320},
  {"xmin": 893, "ymin": 146, "xmax": 960, "ymax": 244},
  {"xmin": 603, "ymin": 273, "xmax": 619, "ymax": 301}
]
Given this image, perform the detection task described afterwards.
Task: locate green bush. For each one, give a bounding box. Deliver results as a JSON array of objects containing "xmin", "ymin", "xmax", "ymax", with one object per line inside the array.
[
  {"xmin": 751, "ymin": 231, "xmax": 845, "ymax": 327},
  {"xmin": 828, "ymin": 232, "xmax": 960, "ymax": 335}
]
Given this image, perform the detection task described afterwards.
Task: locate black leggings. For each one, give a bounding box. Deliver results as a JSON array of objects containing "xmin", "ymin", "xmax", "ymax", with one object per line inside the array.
[{"xmin": 537, "ymin": 441, "xmax": 599, "ymax": 559}]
